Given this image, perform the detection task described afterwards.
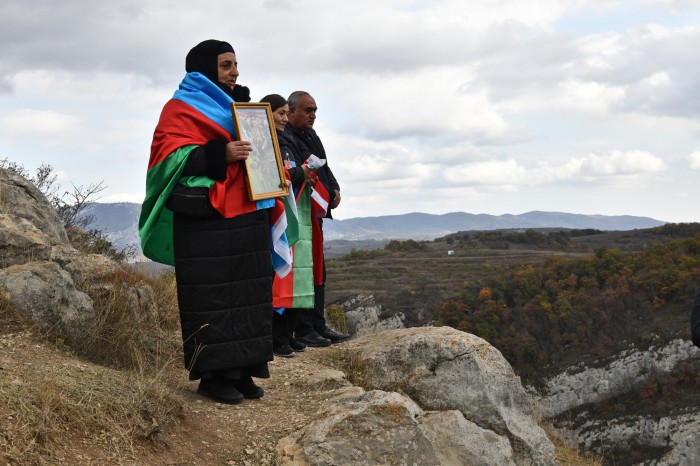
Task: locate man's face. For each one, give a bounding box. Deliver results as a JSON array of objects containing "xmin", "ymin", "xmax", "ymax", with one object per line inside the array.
[{"xmin": 288, "ymin": 94, "xmax": 317, "ymax": 132}]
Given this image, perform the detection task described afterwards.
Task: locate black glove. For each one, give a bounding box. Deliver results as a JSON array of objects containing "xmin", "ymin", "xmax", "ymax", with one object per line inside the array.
[{"xmin": 231, "ymin": 84, "xmax": 251, "ymax": 102}]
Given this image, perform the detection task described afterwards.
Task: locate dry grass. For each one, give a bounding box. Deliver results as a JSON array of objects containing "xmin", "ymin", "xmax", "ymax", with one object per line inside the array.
[
  {"xmin": 544, "ymin": 424, "xmax": 604, "ymax": 466},
  {"xmin": 0, "ymin": 353, "xmax": 183, "ymax": 465},
  {"xmin": 147, "ymin": 268, "xmax": 180, "ymax": 330},
  {"xmin": 0, "ymin": 267, "xmax": 185, "ymax": 465},
  {"xmin": 0, "ymin": 290, "xmax": 33, "ymax": 333},
  {"xmin": 65, "ymin": 267, "xmax": 181, "ymax": 371},
  {"xmin": 323, "ymin": 346, "xmax": 370, "ymax": 389},
  {"xmin": 324, "ymin": 303, "xmax": 349, "ymax": 334}
]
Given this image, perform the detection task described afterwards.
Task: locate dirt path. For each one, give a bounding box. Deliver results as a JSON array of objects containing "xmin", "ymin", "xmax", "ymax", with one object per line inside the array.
[{"xmin": 143, "ymin": 350, "xmax": 338, "ymax": 466}]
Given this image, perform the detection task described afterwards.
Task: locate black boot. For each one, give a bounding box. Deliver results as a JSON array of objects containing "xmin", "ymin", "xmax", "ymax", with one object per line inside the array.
[
  {"xmin": 197, "ymin": 377, "xmax": 244, "ymax": 404},
  {"xmin": 232, "ymin": 376, "xmax": 265, "ymax": 399}
]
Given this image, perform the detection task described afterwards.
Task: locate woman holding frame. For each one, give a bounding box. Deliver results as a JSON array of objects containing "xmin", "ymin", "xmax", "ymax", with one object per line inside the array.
[{"xmin": 140, "ymin": 40, "xmax": 276, "ymax": 404}]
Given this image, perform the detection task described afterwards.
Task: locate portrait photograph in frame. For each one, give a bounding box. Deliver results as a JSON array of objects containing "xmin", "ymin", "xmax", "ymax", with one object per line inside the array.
[{"xmin": 230, "ymin": 102, "xmax": 288, "ymax": 201}]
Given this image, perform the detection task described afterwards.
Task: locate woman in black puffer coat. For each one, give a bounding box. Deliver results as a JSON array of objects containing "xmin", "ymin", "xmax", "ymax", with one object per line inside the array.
[{"xmin": 142, "ymin": 40, "xmax": 274, "ymax": 405}]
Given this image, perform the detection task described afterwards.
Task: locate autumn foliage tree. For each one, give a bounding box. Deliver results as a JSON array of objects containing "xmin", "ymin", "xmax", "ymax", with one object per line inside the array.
[{"xmin": 436, "ymin": 233, "xmax": 700, "ymax": 383}]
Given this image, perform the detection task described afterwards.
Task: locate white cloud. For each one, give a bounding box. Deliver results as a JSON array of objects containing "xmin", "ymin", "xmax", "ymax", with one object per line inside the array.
[
  {"xmin": 558, "ymin": 79, "xmax": 626, "ymax": 114},
  {"xmin": 579, "ymin": 150, "xmax": 666, "ymax": 176},
  {"xmin": 100, "ymin": 192, "xmax": 145, "ymax": 203},
  {"xmin": 0, "ymin": 109, "xmax": 81, "ymax": 135},
  {"xmin": 441, "ymin": 149, "xmax": 665, "ymax": 191},
  {"xmin": 690, "ymin": 150, "xmax": 700, "ymax": 169},
  {"xmin": 443, "ymin": 159, "xmax": 525, "ymax": 188},
  {"xmin": 335, "ymin": 67, "xmax": 511, "ymax": 145}
]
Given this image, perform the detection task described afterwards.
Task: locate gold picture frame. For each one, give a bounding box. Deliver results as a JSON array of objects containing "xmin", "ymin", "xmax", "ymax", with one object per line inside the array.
[{"xmin": 230, "ymin": 102, "xmax": 288, "ymax": 201}]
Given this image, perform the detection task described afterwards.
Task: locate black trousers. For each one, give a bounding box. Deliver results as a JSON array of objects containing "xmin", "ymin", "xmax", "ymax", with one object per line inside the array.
[
  {"xmin": 273, "ymin": 308, "xmax": 299, "ymax": 347},
  {"xmin": 296, "ymin": 217, "xmax": 328, "ymax": 336},
  {"xmin": 296, "ymin": 284, "xmax": 327, "ymax": 336}
]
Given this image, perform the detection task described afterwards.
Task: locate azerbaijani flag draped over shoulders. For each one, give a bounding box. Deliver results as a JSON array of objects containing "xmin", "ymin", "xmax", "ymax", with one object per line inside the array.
[
  {"xmin": 310, "ymin": 177, "xmax": 330, "ymax": 285},
  {"xmin": 273, "ymin": 180, "xmax": 315, "ymax": 309},
  {"xmin": 272, "ymin": 172, "xmax": 330, "ymax": 309},
  {"xmin": 138, "ymin": 72, "xmax": 275, "ymax": 265}
]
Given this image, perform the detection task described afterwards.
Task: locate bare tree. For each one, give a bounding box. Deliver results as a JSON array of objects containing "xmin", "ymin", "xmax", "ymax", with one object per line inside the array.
[{"xmin": 55, "ymin": 181, "xmax": 106, "ymax": 229}]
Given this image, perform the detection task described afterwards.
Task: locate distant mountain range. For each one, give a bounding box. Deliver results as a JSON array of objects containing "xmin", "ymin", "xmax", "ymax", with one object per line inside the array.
[
  {"xmin": 321, "ymin": 210, "xmax": 666, "ymax": 240},
  {"xmin": 83, "ymin": 202, "xmax": 667, "ymax": 259}
]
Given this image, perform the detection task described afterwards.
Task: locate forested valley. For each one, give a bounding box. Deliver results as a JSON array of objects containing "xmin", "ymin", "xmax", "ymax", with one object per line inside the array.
[{"xmin": 326, "ymin": 223, "xmax": 700, "ymax": 387}]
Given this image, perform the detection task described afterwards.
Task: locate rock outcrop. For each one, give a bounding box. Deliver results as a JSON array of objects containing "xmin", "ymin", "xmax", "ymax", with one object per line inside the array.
[
  {"xmin": 539, "ymin": 339, "xmax": 700, "ymax": 418},
  {"xmin": 0, "ymin": 167, "xmax": 154, "ymax": 342},
  {"xmin": 539, "ymin": 338, "xmax": 700, "ymax": 463},
  {"xmin": 560, "ymin": 412, "xmax": 700, "ymax": 466},
  {"xmin": 277, "ymin": 327, "xmax": 556, "ymax": 466},
  {"xmin": 278, "ymin": 387, "xmax": 517, "ymax": 466},
  {"xmin": 339, "ymin": 294, "xmax": 405, "ymax": 336}
]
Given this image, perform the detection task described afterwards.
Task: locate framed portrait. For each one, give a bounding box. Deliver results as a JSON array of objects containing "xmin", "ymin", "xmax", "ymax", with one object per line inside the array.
[{"xmin": 230, "ymin": 102, "xmax": 288, "ymax": 201}]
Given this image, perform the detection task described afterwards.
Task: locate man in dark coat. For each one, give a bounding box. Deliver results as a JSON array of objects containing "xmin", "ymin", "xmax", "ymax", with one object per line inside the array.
[
  {"xmin": 692, "ymin": 288, "xmax": 700, "ymax": 348},
  {"xmin": 284, "ymin": 90, "xmax": 349, "ymax": 346}
]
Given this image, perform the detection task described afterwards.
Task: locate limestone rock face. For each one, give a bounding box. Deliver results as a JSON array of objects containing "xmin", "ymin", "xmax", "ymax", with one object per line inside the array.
[
  {"xmin": 540, "ymin": 339, "xmax": 700, "ymax": 418},
  {"xmin": 0, "ymin": 168, "xmax": 68, "ymax": 246},
  {"xmin": 277, "ymin": 327, "xmax": 556, "ymax": 466},
  {"xmin": 559, "ymin": 412, "xmax": 700, "ymax": 466},
  {"xmin": 340, "ymin": 294, "xmax": 405, "ymax": 337},
  {"xmin": 540, "ymin": 338, "xmax": 700, "ymax": 463},
  {"xmin": 277, "ymin": 388, "xmax": 516, "ymax": 466},
  {"xmin": 0, "ymin": 261, "xmax": 93, "ymax": 339}
]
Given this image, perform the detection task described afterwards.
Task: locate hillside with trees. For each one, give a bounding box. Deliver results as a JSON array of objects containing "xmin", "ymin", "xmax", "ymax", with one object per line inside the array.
[
  {"xmin": 326, "ymin": 224, "xmax": 700, "ymax": 464},
  {"xmin": 326, "ymin": 224, "xmax": 700, "ymax": 383}
]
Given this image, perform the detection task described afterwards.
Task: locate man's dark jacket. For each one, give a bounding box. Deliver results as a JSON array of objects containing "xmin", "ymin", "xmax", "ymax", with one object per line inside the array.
[
  {"xmin": 284, "ymin": 124, "xmax": 339, "ymax": 218},
  {"xmin": 692, "ymin": 288, "xmax": 700, "ymax": 348}
]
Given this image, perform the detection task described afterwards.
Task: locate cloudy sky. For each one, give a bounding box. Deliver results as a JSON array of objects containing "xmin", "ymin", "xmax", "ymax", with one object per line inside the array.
[{"xmin": 1, "ymin": 0, "xmax": 699, "ymax": 223}]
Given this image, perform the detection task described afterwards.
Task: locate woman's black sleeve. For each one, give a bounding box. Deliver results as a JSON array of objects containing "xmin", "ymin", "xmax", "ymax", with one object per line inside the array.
[{"xmin": 180, "ymin": 139, "xmax": 228, "ymax": 181}]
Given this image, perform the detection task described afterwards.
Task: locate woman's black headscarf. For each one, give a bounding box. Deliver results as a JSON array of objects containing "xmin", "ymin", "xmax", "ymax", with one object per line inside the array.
[{"xmin": 185, "ymin": 39, "xmax": 250, "ymax": 102}]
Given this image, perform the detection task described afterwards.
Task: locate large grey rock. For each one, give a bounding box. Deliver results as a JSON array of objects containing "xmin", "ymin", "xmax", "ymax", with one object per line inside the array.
[
  {"xmin": 420, "ymin": 408, "xmax": 515, "ymax": 465},
  {"xmin": 346, "ymin": 326, "xmax": 556, "ymax": 466},
  {"xmin": 277, "ymin": 387, "xmax": 516, "ymax": 466},
  {"xmin": 341, "ymin": 294, "xmax": 405, "ymax": 337},
  {"xmin": 0, "ymin": 214, "xmax": 53, "ymax": 267},
  {"xmin": 0, "ymin": 261, "xmax": 93, "ymax": 339},
  {"xmin": 0, "ymin": 168, "xmax": 68, "ymax": 245},
  {"xmin": 0, "ymin": 168, "xmax": 158, "ymax": 336}
]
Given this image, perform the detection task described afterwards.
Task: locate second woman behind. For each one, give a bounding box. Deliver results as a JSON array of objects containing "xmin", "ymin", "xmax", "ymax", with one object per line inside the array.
[{"xmin": 261, "ymin": 93, "xmax": 318, "ymax": 356}]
